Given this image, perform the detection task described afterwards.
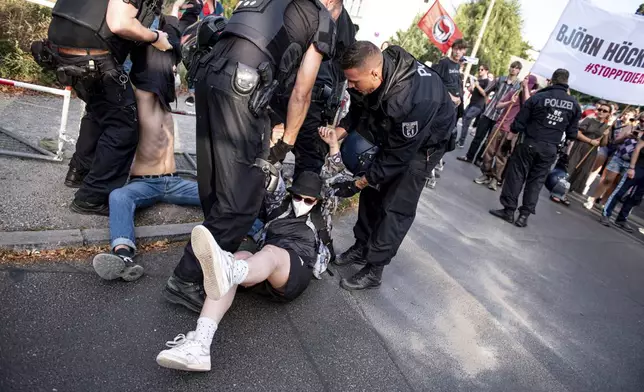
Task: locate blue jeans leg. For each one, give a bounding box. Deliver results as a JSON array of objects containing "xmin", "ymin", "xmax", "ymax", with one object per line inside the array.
[
  {"xmin": 109, "ymin": 179, "xmax": 165, "ymax": 251},
  {"xmin": 161, "ymin": 177, "xmax": 201, "ymax": 206},
  {"xmin": 616, "ymin": 168, "xmax": 644, "ymax": 221},
  {"xmin": 459, "ymin": 105, "xmax": 482, "ymax": 145},
  {"xmin": 603, "ymin": 175, "xmax": 632, "ymax": 218}
]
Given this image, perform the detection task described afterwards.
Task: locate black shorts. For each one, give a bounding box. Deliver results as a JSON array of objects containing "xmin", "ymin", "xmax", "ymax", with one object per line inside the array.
[{"xmin": 242, "ymin": 248, "xmax": 313, "ymax": 302}]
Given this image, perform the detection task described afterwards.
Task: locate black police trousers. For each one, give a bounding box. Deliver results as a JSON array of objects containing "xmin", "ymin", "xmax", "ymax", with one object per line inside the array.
[
  {"xmin": 353, "ymin": 145, "xmax": 446, "ymax": 266},
  {"xmin": 500, "ymin": 139, "xmax": 558, "ymax": 215},
  {"xmin": 174, "ymin": 60, "xmax": 270, "ymax": 283},
  {"xmin": 466, "ymin": 115, "xmax": 496, "ymax": 162},
  {"xmin": 70, "ymin": 57, "xmax": 138, "ymax": 204}
]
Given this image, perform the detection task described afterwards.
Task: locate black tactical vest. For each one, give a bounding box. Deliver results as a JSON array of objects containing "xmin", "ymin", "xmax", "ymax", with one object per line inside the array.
[
  {"xmin": 223, "ymin": 0, "xmax": 334, "ymax": 68},
  {"xmin": 52, "ymin": 0, "xmax": 159, "ymax": 52}
]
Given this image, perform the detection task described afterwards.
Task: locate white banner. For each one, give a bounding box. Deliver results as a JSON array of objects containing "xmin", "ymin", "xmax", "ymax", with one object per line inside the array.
[{"xmin": 532, "ymin": 0, "xmax": 644, "ymax": 105}]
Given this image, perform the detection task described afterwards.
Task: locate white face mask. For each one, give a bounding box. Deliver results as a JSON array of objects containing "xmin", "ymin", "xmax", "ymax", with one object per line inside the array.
[{"xmin": 292, "ymin": 199, "xmax": 315, "ymax": 217}]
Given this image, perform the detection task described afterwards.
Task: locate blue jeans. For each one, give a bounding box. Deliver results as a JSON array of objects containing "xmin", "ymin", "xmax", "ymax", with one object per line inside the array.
[
  {"xmin": 603, "ymin": 166, "xmax": 644, "ymax": 221},
  {"xmin": 109, "ymin": 176, "xmax": 200, "ymax": 251},
  {"xmin": 458, "ymin": 104, "xmax": 484, "ymax": 145}
]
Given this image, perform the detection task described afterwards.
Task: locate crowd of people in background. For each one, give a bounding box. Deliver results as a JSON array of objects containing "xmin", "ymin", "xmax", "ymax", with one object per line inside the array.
[{"xmin": 446, "ymin": 44, "xmax": 644, "ymax": 232}]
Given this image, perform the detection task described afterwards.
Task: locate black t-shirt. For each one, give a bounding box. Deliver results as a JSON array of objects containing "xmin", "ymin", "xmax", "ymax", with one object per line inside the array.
[
  {"xmin": 434, "ymin": 57, "xmax": 463, "ymax": 98},
  {"xmin": 48, "ymin": 0, "xmax": 145, "ymax": 64},
  {"xmin": 213, "ymin": 0, "xmax": 319, "ymax": 69},
  {"xmin": 469, "ymin": 78, "xmax": 490, "ymax": 108}
]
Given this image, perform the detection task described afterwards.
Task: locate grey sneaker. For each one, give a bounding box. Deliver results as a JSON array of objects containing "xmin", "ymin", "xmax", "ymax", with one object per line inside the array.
[
  {"xmin": 599, "ymin": 216, "xmax": 611, "ymax": 227},
  {"xmin": 93, "ymin": 253, "xmax": 144, "ymax": 282},
  {"xmin": 474, "ymin": 174, "xmax": 490, "ymax": 185},
  {"xmin": 488, "ymin": 181, "xmax": 497, "ymax": 191}
]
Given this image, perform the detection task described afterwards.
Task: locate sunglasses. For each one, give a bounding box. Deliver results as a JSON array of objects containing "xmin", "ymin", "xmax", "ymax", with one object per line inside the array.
[
  {"xmin": 597, "ymin": 109, "xmax": 611, "ymax": 113},
  {"xmin": 292, "ymin": 194, "xmax": 317, "ymax": 205}
]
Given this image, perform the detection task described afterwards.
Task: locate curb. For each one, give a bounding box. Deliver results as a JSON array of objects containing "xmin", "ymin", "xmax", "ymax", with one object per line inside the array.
[{"xmin": 0, "ymin": 222, "xmax": 199, "ymax": 251}]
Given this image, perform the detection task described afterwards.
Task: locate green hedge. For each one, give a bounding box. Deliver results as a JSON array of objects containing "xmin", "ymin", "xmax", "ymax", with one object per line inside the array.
[{"xmin": 0, "ymin": 0, "xmax": 57, "ymax": 86}]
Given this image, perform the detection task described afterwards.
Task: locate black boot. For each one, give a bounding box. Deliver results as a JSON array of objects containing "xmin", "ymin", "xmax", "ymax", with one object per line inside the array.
[
  {"xmin": 163, "ymin": 274, "xmax": 205, "ymax": 313},
  {"xmin": 340, "ymin": 264, "xmax": 383, "ymax": 291},
  {"xmin": 489, "ymin": 208, "xmax": 515, "ymax": 224},
  {"xmin": 70, "ymin": 199, "xmax": 109, "ymax": 216},
  {"xmin": 64, "ymin": 166, "xmax": 87, "ymax": 188},
  {"xmin": 515, "ymin": 213, "xmax": 529, "ymax": 228},
  {"xmin": 334, "ymin": 243, "xmax": 366, "ymax": 266}
]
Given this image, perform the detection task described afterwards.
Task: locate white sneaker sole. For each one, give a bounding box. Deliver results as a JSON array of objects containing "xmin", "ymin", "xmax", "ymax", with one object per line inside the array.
[
  {"xmin": 156, "ymin": 352, "xmax": 210, "ymax": 372},
  {"xmin": 191, "ymin": 225, "xmax": 229, "ymax": 301}
]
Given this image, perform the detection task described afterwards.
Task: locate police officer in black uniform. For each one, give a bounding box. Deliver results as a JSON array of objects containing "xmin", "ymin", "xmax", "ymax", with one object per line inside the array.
[
  {"xmin": 164, "ymin": 0, "xmax": 343, "ymax": 312},
  {"xmin": 269, "ymin": 7, "xmax": 356, "ymax": 178},
  {"xmin": 490, "ymin": 69, "xmax": 582, "ymax": 227},
  {"xmin": 36, "ymin": 0, "xmax": 172, "ymax": 215},
  {"xmin": 331, "ymin": 41, "xmax": 456, "ymax": 291}
]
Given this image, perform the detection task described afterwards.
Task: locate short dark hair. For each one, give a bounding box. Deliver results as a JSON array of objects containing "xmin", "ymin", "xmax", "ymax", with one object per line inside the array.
[
  {"xmin": 596, "ymin": 100, "xmax": 611, "ymax": 111},
  {"xmin": 340, "ymin": 41, "xmax": 381, "ymax": 70},
  {"xmin": 479, "ymin": 64, "xmax": 489, "ymax": 71},
  {"xmin": 551, "ymin": 68, "xmax": 569, "ymax": 85},
  {"xmin": 452, "ymin": 39, "xmax": 467, "ymax": 50},
  {"xmin": 510, "ymin": 61, "xmax": 523, "ymax": 69}
]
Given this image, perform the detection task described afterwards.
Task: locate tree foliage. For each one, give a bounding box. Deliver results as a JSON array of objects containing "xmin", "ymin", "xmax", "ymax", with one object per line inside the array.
[
  {"xmin": 637, "ymin": 3, "xmax": 644, "ymax": 15},
  {"xmin": 454, "ymin": 0, "xmax": 531, "ymax": 77},
  {"xmin": 389, "ymin": 14, "xmax": 444, "ymax": 65},
  {"xmin": 221, "ymin": 0, "xmax": 238, "ymax": 18}
]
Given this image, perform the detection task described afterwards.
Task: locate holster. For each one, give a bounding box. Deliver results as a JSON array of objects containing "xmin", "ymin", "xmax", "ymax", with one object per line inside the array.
[
  {"xmin": 249, "ymin": 62, "xmax": 278, "ymax": 117},
  {"xmin": 30, "ymin": 40, "xmax": 57, "ymax": 71}
]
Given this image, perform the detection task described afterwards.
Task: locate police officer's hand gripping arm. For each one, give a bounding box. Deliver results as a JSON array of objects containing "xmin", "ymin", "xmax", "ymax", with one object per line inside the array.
[
  {"xmin": 333, "ymin": 102, "xmax": 439, "ymax": 198},
  {"xmin": 107, "ymin": 0, "xmax": 173, "ymax": 51},
  {"xmin": 269, "ymin": 45, "xmax": 324, "ymax": 163}
]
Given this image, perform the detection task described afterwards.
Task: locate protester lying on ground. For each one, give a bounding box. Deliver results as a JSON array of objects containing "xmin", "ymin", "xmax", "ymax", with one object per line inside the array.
[
  {"xmin": 475, "ymin": 75, "xmax": 537, "ymax": 191},
  {"xmin": 584, "ymin": 108, "xmax": 638, "ymax": 196},
  {"xmin": 584, "ymin": 113, "xmax": 644, "ymax": 210},
  {"xmin": 155, "ymin": 171, "xmax": 329, "ymax": 371},
  {"xmin": 599, "ymin": 128, "xmax": 644, "ymax": 233},
  {"xmin": 243, "ymin": 126, "xmax": 354, "ymax": 278},
  {"xmin": 92, "ymin": 16, "xmax": 201, "ymax": 282},
  {"xmin": 550, "ymin": 101, "xmax": 612, "ymax": 205}
]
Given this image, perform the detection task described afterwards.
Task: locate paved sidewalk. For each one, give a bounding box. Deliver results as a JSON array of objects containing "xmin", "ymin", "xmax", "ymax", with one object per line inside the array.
[{"xmin": 2, "ymin": 154, "xmax": 643, "ymax": 391}]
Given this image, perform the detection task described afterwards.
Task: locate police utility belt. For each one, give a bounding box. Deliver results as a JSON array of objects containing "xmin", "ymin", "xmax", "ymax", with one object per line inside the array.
[
  {"xmin": 198, "ymin": 53, "xmax": 278, "ymax": 118},
  {"xmin": 31, "ymin": 40, "xmax": 126, "ymax": 87}
]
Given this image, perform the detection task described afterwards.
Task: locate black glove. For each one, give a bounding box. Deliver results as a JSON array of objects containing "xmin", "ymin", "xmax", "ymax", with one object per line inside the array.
[
  {"xmin": 268, "ymin": 139, "xmax": 294, "ymax": 164},
  {"xmin": 332, "ymin": 180, "xmax": 360, "ymax": 198},
  {"xmin": 500, "ymin": 139, "xmax": 513, "ymax": 156}
]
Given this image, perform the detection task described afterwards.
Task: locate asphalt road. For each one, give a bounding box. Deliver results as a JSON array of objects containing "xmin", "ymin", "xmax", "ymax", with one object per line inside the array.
[{"xmin": 2, "ymin": 153, "xmax": 643, "ymax": 391}]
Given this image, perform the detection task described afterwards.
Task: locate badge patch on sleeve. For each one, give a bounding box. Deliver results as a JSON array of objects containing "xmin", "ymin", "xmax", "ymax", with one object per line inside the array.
[{"xmin": 402, "ymin": 121, "xmax": 419, "ymax": 138}]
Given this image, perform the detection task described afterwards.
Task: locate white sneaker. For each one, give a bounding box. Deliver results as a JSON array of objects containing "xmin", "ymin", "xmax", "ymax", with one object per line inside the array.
[
  {"xmin": 156, "ymin": 332, "xmax": 211, "ymax": 372},
  {"xmin": 191, "ymin": 225, "xmax": 236, "ymax": 300},
  {"xmin": 583, "ymin": 198, "xmax": 595, "ymax": 210}
]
